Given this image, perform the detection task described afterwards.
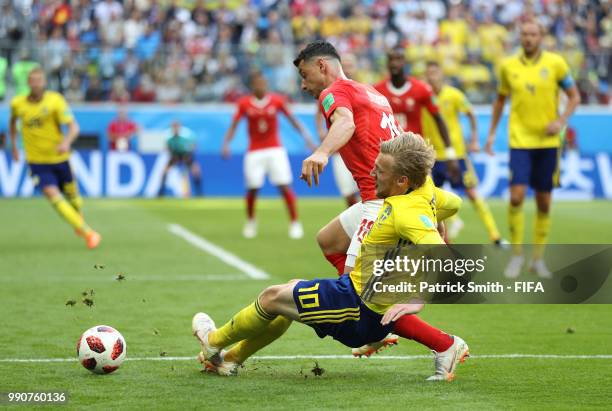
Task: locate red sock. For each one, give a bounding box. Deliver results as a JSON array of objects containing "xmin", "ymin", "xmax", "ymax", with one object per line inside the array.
[
  {"xmin": 281, "ymin": 188, "xmax": 298, "ymax": 221},
  {"xmin": 324, "ymin": 253, "xmax": 346, "ymax": 275},
  {"xmin": 246, "ymin": 191, "xmax": 256, "ymax": 219},
  {"xmin": 393, "ymin": 315, "xmax": 453, "ymax": 352}
]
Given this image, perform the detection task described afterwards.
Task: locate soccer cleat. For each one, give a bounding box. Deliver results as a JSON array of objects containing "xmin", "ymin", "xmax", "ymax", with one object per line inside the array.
[
  {"xmin": 288, "ymin": 221, "xmax": 304, "ymax": 239},
  {"xmin": 242, "ymin": 219, "xmax": 257, "ymax": 239},
  {"xmin": 493, "ymin": 238, "xmax": 510, "ymax": 249},
  {"xmin": 352, "ymin": 333, "xmax": 399, "ymax": 358},
  {"xmin": 192, "ymin": 312, "xmax": 222, "ymax": 366},
  {"xmin": 447, "ymin": 217, "xmax": 464, "ymax": 240},
  {"xmin": 529, "ymin": 259, "xmax": 553, "ymax": 279},
  {"xmin": 426, "ymin": 335, "xmax": 469, "ymax": 382},
  {"xmin": 85, "ymin": 231, "xmax": 101, "ymax": 249},
  {"xmin": 198, "ymin": 351, "xmax": 239, "ymax": 376},
  {"xmin": 504, "ymin": 255, "xmax": 524, "ymax": 279}
]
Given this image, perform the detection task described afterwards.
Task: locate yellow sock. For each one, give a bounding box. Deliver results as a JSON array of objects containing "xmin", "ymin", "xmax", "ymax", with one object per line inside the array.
[
  {"xmin": 208, "ymin": 299, "xmax": 275, "ymax": 349},
  {"xmin": 223, "ymin": 316, "xmax": 292, "ymax": 364},
  {"xmin": 509, "ymin": 205, "xmax": 525, "ymax": 254},
  {"xmin": 63, "ymin": 181, "xmax": 83, "ymax": 213},
  {"xmin": 533, "ymin": 211, "xmax": 551, "ymax": 259},
  {"xmin": 50, "ymin": 196, "xmax": 90, "ymax": 233},
  {"xmin": 473, "ymin": 198, "xmax": 500, "ymax": 241}
]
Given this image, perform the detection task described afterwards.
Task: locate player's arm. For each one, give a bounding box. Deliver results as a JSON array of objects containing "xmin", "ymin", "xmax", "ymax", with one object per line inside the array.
[
  {"xmin": 434, "ymin": 187, "xmax": 462, "ymax": 221},
  {"xmin": 301, "ymin": 107, "xmax": 355, "ymax": 187},
  {"xmin": 282, "ymin": 106, "xmax": 317, "ymax": 151},
  {"xmin": 547, "ymin": 86, "xmax": 581, "ymax": 136},
  {"xmin": 486, "ymin": 62, "xmax": 510, "ymax": 155},
  {"xmin": 465, "ymin": 109, "xmax": 479, "ymax": 152},
  {"xmin": 221, "ymin": 108, "xmax": 243, "ymax": 159},
  {"xmin": 57, "ymin": 120, "xmax": 80, "ymax": 154},
  {"xmin": 8, "ymin": 111, "xmax": 19, "ymax": 161},
  {"xmin": 314, "ymin": 107, "xmax": 327, "ymax": 141}
]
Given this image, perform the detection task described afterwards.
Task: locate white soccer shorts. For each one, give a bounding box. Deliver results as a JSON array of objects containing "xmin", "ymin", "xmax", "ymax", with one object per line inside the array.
[
  {"xmin": 244, "ymin": 147, "xmax": 293, "ymax": 189},
  {"xmin": 332, "ymin": 154, "xmax": 359, "ymax": 197},
  {"xmin": 338, "ymin": 199, "xmax": 384, "ymax": 268}
]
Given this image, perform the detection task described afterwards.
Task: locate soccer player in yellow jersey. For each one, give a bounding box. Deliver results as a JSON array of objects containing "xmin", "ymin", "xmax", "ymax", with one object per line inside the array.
[
  {"xmin": 485, "ymin": 20, "xmax": 580, "ymax": 278},
  {"xmin": 9, "ymin": 68, "xmax": 101, "ymax": 249},
  {"xmin": 192, "ymin": 133, "xmax": 469, "ymax": 381},
  {"xmin": 422, "ymin": 61, "xmax": 506, "ymax": 246}
]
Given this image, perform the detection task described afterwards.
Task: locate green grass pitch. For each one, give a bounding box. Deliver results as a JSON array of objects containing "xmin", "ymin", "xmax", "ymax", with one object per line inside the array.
[{"xmin": 0, "ymin": 197, "xmax": 611, "ymax": 410}]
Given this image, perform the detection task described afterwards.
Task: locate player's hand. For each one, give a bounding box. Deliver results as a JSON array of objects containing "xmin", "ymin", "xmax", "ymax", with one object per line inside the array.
[
  {"xmin": 468, "ymin": 139, "xmax": 480, "ymax": 153},
  {"xmin": 57, "ymin": 140, "xmax": 71, "ymax": 154},
  {"xmin": 381, "ymin": 303, "xmax": 424, "ymax": 325},
  {"xmin": 447, "ymin": 159, "xmax": 460, "ymax": 183},
  {"xmin": 484, "ymin": 134, "xmax": 495, "ymax": 156},
  {"xmin": 11, "ymin": 147, "xmax": 19, "ymax": 161},
  {"xmin": 545, "ymin": 120, "xmax": 564, "ymax": 136},
  {"xmin": 221, "ymin": 144, "xmax": 230, "ymax": 160},
  {"xmin": 300, "ymin": 151, "xmax": 328, "ymax": 187}
]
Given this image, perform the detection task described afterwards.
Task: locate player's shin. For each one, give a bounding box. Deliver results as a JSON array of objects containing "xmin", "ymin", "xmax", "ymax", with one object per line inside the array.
[
  {"xmin": 392, "ymin": 314, "xmax": 454, "ymax": 352},
  {"xmin": 223, "ymin": 316, "xmax": 292, "ymax": 364},
  {"xmin": 533, "ymin": 211, "xmax": 551, "ymax": 259},
  {"xmin": 208, "ymin": 298, "xmax": 276, "ymax": 349},
  {"xmin": 473, "ymin": 198, "xmax": 501, "ymax": 241},
  {"xmin": 62, "ymin": 181, "xmax": 83, "ymax": 213},
  {"xmin": 50, "ymin": 195, "xmax": 90, "ymax": 233},
  {"xmin": 509, "ymin": 204, "xmax": 525, "ymax": 254}
]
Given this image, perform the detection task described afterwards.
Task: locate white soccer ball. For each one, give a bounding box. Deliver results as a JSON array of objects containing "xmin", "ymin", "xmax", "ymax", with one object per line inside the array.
[{"xmin": 77, "ymin": 325, "xmax": 127, "ymax": 374}]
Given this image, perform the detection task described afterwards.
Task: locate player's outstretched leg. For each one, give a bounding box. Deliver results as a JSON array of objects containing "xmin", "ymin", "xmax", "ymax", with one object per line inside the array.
[
  {"xmin": 278, "ymin": 185, "xmax": 303, "ymax": 239},
  {"xmin": 426, "ymin": 335, "xmax": 470, "ymax": 382},
  {"xmin": 465, "ymin": 188, "xmax": 508, "ymax": 246},
  {"xmin": 243, "ymin": 189, "xmax": 258, "ymax": 238}
]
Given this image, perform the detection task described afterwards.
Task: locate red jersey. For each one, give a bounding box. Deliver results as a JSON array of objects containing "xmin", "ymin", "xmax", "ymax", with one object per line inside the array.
[
  {"xmin": 319, "ymin": 79, "xmax": 400, "ymax": 202},
  {"xmin": 374, "ymin": 77, "xmax": 439, "ymax": 135},
  {"xmin": 107, "ymin": 119, "xmax": 138, "ymax": 150},
  {"xmin": 233, "ymin": 94, "xmax": 290, "ymax": 151}
]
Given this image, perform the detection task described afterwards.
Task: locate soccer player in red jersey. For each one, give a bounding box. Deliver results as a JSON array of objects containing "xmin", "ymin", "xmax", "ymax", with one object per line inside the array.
[
  {"xmin": 222, "ymin": 71, "xmax": 315, "ymax": 239},
  {"xmin": 375, "ymin": 48, "xmax": 459, "ymax": 178},
  {"xmin": 295, "ymin": 41, "xmax": 458, "ymax": 360},
  {"xmin": 107, "ymin": 106, "xmax": 139, "ymax": 151}
]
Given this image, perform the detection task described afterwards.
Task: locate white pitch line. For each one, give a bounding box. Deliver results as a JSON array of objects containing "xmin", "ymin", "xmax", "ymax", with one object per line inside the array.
[
  {"xmin": 2, "ymin": 354, "xmax": 612, "ymax": 363},
  {"xmin": 167, "ymin": 223, "xmax": 270, "ymax": 280}
]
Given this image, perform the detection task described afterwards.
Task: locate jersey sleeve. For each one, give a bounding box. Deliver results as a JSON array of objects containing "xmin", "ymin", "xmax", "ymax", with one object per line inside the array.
[
  {"xmin": 393, "ymin": 201, "xmax": 444, "ymax": 244},
  {"xmin": 276, "ymin": 95, "xmax": 291, "ymax": 117},
  {"xmin": 421, "ymin": 84, "xmax": 440, "ymax": 115},
  {"xmin": 498, "ymin": 60, "xmax": 510, "ymax": 96},
  {"xmin": 555, "ymin": 55, "xmax": 575, "ymax": 90},
  {"xmin": 319, "ymin": 85, "xmax": 353, "ymax": 122},
  {"xmin": 232, "ymin": 99, "xmax": 246, "ymax": 122},
  {"xmin": 434, "ymin": 187, "xmax": 462, "ymax": 221},
  {"xmin": 54, "ymin": 94, "xmax": 74, "ymax": 125}
]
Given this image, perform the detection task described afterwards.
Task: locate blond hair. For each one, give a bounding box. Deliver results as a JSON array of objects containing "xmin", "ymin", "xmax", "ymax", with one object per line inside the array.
[{"xmin": 379, "ymin": 132, "xmax": 435, "ymax": 189}]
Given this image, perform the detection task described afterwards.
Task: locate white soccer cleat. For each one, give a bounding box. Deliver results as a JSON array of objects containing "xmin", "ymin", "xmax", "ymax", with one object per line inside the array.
[
  {"xmin": 352, "ymin": 333, "xmax": 399, "ymax": 358},
  {"xmin": 494, "ymin": 238, "xmax": 510, "ymax": 249},
  {"xmin": 504, "ymin": 255, "xmax": 525, "ymax": 279},
  {"xmin": 426, "ymin": 335, "xmax": 470, "ymax": 382},
  {"xmin": 288, "ymin": 221, "xmax": 304, "ymax": 239},
  {"xmin": 242, "ymin": 220, "xmax": 257, "ymax": 239},
  {"xmin": 447, "ymin": 217, "xmax": 464, "ymax": 240},
  {"xmin": 192, "ymin": 312, "xmax": 222, "ymax": 366},
  {"xmin": 529, "ymin": 259, "xmax": 553, "ymax": 279},
  {"xmin": 198, "ymin": 351, "xmax": 240, "ymax": 376}
]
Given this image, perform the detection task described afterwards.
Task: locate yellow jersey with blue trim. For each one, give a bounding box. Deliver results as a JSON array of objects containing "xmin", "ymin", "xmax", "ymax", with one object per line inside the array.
[
  {"xmin": 349, "ymin": 177, "xmax": 462, "ymax": 314},
  {"xmin": 498, "ymin": 50, "xmax": 574, "ymax": 149},
  {"xmin": 422, "ymin": 85, "xmax": 472, "ymax": 160},
  {"xmin": 10, "ymin": 91, "xmax": 75, "ymax": 164}
]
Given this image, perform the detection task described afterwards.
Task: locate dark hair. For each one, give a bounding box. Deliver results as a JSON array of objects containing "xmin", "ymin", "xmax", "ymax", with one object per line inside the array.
[
  {"xmin": 249, "ymin": 70, "xmax": 264, "ymax": 84},
  {"xmin": 425, "ymin": 60, "xmax": 440, "ymax": 68},
  {"xmin": 293, "ymin": 41, "xmax": 341, "ymax": 67}
]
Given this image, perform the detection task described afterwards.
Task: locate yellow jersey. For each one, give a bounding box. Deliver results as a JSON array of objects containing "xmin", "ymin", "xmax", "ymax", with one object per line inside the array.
[
  {"xmin": 10, "ymin": 91, "xmax": 75, "ymax": 164},
  {"xmin": 350, "ymin": 177, "xmax": 462, "ymax": 314},
  {"xmin": 422, "ymin": 85, "xmax": 472, "ymax": 160},
  {"xmin": 498, "ymin": 50, "xmax": 574, "ymax": 149}
]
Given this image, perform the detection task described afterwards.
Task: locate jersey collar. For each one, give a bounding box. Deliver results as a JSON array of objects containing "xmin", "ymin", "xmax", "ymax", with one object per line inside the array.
[
  {"xmin": 386, "ymin": 78, "xmax": 412, "ymax": 96},
  {"xmin": 519, "ymin": 49, "xmax": 543, "ymax": 66},
  {"xmin": 250, "ymin": 95, "xmax": 271, "ymax": 108}
]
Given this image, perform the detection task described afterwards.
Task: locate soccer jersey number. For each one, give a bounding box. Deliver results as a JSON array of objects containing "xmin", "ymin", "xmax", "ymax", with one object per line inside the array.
[
  {"xmin": 257, "ymin": 119, "xmax": 268, "ymax": 133},
  {"xmin": 297, "ymin": 283, "xmax": 320, "ymax": 309},
  {"xmin": 380, "ymin": 112, "xmax": 401, "ymax": 139}
]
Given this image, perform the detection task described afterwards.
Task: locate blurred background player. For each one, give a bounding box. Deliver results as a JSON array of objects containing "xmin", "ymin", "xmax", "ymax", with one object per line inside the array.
[
  {"xmin": 158, "ymin": 120, "xmax": 202, "ymax": 197},
  {"xmin": 374, "ymin": 47, "xmax": 460, "ymax": 179},
  {"xmin": 423, "ymin": 61, "xmax": 506, "ymax": 246},
  {"xmin": 485, "ymin": 20, "xmax": 580, "ymax": 278},
  {"xmin": 222, "ymin": 71, "xmax": 315, "ymax": 239},
  {"xmin": 8, "ymin": 67, "xmax": 100, "ymax": 249},
  {"xmin": 107, "ymin": 106, "xmax": 139, "ymax": 151},
  {"xmin": 315, "ymin": 53, "xmax": 360, "ymax": 207}
]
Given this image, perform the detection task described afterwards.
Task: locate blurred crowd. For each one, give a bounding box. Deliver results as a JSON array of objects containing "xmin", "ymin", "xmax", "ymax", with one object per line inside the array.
[{"xmin": 0, "ymin": 0, "xmax": 610, "ymax": 104}]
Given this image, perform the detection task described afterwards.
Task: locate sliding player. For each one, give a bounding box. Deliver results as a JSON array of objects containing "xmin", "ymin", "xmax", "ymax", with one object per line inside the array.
[
  {"xmin": 193, "ymin": 133, "xmax": 469, "ymax": 381},
  {"xmin": 485, "ymin": 20, "xmax": 580, "ymax": 278},
  {"xmin": 423, "ymin": 61, "xmax": 506, "ymax": 245},
  {"xmin": 222, "ymin": 71, "xmax": 316, "ymax": 239},
  {"xmin": 9, "ymin": 67, "xmax": 100, "ymax": 248}
]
